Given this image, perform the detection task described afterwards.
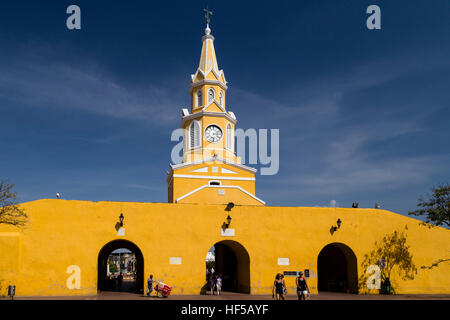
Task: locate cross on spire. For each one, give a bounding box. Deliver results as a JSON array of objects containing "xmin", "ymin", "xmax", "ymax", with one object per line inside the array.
[{"xmin": 204, "ymin": 7, "xmax": 213, "ymax": 25}]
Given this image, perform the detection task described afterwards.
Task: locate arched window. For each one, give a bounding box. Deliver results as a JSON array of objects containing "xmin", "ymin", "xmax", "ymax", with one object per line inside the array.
[
  {"xmin": 226, "ymin": 123, "xmax": 233, "ymax": 150},
  {"xmin": 208, "ymin": 88, "xmax": 215, "ymax": 103},
  {"xmin": 219, "ymin": 91, "xmax": 223, "ymax": 106},
  {"xmin": 196, "ymin": 90, "xmax": 202, "ymax": 108},
  {"xmin": 189, "ymin": 121, "xmax": 201, "ymax": 149}
]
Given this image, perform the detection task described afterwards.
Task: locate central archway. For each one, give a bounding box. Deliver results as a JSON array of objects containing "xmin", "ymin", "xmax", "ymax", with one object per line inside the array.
[
  {"xmin": 317, "ymin": 242, "xmax": 358, "ymax": 294},
  {"xmin": 205, "ymin": 240, "xmax": 250, "ymax": 294},
  {"xmin": 97, "ymin": 239, "xmax": 144, "ymax": 294}
]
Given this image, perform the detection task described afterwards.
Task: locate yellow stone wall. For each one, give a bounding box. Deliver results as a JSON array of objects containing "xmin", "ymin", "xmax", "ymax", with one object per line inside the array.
[{"xmin": 1, "ymin": 199, "xmax": 449, "ymax": 297}]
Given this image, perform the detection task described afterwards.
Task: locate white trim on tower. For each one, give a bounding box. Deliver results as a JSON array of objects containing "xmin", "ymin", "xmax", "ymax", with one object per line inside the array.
[{"xmin": 175, "ymin": 184, "xmax": 265, "ymax": 204}]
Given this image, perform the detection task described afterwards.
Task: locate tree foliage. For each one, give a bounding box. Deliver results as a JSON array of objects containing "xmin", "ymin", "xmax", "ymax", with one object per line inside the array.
[
  {"xmin": 408, "ymin": 184, "xmax": 450, "ymax": 228},
  {"xmin": 206, "ymin": 260, "xmax": 215, "ymax": 271},
  {"xmin": 108, "ymin": 260, "xmax": 118, "ymax": 274},
  {"xmin": 0, "ymin": 180, "xmax": 27, "ymax": 227},
  {"xmin": 359, "ymin": 230, "xmax": 417, "ymax": 293}
]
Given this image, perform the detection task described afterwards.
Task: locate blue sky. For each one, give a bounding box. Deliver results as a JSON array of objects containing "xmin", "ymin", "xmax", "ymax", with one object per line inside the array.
[{"xmin": 0, "ymin": 1, "xmax": 449, "ymax": 218}]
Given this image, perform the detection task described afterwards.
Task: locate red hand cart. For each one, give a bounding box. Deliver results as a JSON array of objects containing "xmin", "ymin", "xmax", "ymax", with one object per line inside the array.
[{"xmin": 155, "ymin": 282, "xmax": 172, "ymax": 298}]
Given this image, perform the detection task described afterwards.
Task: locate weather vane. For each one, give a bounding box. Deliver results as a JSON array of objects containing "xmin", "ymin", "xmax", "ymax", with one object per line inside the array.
[{"xmin": 204, "ymin": 7, "xmax": 213, "ymax": 25}]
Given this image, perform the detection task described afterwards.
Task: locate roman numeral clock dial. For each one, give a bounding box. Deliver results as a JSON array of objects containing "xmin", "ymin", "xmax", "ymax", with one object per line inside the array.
[{"xmin": 205, "ymin": 125, "xmax": 223, "ymax": 143}]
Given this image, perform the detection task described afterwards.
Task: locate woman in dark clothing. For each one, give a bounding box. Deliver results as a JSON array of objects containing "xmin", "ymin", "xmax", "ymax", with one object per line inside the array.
[
  {"xmin": 296, "ymin": 271, "xmax": 310, "ymax": 300},
  {"xmin": 272, "ymin": 273, "xmax": 286, "ymax": 300},
  {"xmin": 209, "ymin": 273, "xmax": 216, "ymax": 296}
]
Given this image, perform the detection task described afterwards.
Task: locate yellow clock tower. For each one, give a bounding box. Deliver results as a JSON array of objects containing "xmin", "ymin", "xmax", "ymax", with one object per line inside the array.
[{"xmin": 167, "ymin": 17, "xmax": 265, "ymax": 206}]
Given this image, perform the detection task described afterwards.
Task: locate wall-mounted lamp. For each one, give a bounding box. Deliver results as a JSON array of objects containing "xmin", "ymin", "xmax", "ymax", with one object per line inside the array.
[
  {"xmin": 225, "ymin": 202, "xmax": 234, "ymax": 211},
  {"xmin": 352, "ymin": 202, "xmax": 359, "ymax": 208},
  {"xmin": 375, "ymin": 203, "xmax": 380, "ymax": 209},
  {"xmin": 225, "ymin": 215, "xmax": 232, "ymax": 228},
  {"xmin": 119, "ymin": 213, "xmax": 124, "ymax": 227},
  {"xmin": 332, "ymin": 218, "xmax": 342, "ymax": 232}
]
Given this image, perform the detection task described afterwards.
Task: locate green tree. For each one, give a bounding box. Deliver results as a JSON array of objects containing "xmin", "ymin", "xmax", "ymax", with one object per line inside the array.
[
  {"xmin": 408, "ymin": 184, "xmax": 450, "ymax": 228},
  {"xmin": 0, "ymin": 180, "xmax": 27, "ymax": 227},
  {"xmin": 108, "ymin": 260, "xmax": 118, "ymax": 274},
  {"xmin": 206, "ymin": 260, "xmax": 215, "ymax": 271},
  {"xmin": 359, "ymin": 230, "xmax": 417, "ymax": 293}
]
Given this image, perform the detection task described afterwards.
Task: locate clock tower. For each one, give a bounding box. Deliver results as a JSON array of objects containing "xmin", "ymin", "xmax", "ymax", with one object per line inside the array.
[{"xmin": 167, "ymin": 13, "xmax": 264, "ymax": 206}]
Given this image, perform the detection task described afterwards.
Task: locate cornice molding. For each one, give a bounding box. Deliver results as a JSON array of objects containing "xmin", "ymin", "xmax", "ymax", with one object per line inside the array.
[
  {"xmin": 189, "ymin": 79, "xmax": 228, "ymax": 93},
  {"xmin": 201, "ymin": 34, "xmax": 215, "ymax": 42},
  {"xmin": 170, "ymin": 156, "xmax": 257, "ymax": 174},
  {"xmin": 181, "ymin": 111, "xmax": 237, "ymax": 126}
]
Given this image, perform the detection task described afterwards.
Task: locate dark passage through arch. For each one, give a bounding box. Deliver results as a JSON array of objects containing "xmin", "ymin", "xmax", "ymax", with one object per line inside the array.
[
  {"xmin": 97, "ymin": 239, "xmax": 144, "ymax": 294},
  {"xmin": 317, "ymin": 242, "xmax": 358, "ymax": 294},
  {"xmin": 205, "ymin": 240, "xmax": 250, "ymax": 294}
]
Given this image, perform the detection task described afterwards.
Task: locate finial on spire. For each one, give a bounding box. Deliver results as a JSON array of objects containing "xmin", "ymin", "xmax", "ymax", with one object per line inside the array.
[
  {"xmin": 203, "ymin": 7, "xmax": 213, "ymax": 35},
  {"xmin": 204, "ymin": 7, "xmax": 213, "ymax": 25}
]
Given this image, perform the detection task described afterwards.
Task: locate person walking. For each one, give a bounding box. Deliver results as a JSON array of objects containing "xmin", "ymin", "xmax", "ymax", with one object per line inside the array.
[
  {"xmin": 117, "ymin": 272, "xmax": 123, "ymax": 291},
  {"xmin": 215, "ymin": 274, "xmax": 222, "ymax": 296},
  {"xmin": 147, "ymin": 274, "xmax": 154, "ymax": 296},
  {"xmin": 113, "ymin": 274, "xmax": 118, "ymax": 290},
  {"xmin": 272, "ymin": 273, "xmax": 286, "ymax": 300},
  {"xmin": 209, "ymin": 273, "xmax": 216, "ymax": 296},
  {"xmin": 296, "ymin": 271, "xmax": 310, "ymax": 300}
]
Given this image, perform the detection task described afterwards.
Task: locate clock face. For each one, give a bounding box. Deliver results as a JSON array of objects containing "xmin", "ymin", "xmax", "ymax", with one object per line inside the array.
[{"xmin": 205, "ymin": 125, "xmax": 223, "ymax": 143}]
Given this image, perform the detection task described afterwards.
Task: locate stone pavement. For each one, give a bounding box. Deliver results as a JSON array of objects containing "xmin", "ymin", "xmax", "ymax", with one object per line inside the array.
[{"xmin": 5, "ymin": 291, "xmax": 450, "ymax": 300}]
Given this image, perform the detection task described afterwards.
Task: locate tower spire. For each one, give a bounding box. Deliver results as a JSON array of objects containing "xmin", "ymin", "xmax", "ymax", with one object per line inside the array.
[{"xmin": 196, "ymin": 6, "xmax": 221, "ymax": 77}]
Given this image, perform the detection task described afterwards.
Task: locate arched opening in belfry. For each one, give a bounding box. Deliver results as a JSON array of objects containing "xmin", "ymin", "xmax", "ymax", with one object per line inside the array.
[
  {"xmin": 97, "ymin": 239, "xmax": 144, "ymax": 294},
  {"xmin": 317, "ymin": 242, "xmax": 358, "ymax": 294},
  {"xmin": 204, "ymin": 240, "xmax": 250, "ymax": 294}
]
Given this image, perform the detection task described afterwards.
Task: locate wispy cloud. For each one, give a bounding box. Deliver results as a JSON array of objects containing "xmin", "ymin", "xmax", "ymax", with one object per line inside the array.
[
  {"xmin": 0, "ymin": 51, "xmax": 182, "ymax": 126},
  {"xmin": 231, "ymin": 51, "xmax": 450, "ymax": 208}
]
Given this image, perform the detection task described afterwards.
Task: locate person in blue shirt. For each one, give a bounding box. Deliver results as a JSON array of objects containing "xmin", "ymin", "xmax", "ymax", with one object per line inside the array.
[{"xmin": 147, "ymin": 274, "xmax": 154, "ymax": 296}]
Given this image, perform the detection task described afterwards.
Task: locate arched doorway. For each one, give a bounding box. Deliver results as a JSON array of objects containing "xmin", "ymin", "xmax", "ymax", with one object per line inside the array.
[
  {"xmin": 204, "ymin": 240, "xmax": 250, "ymax": 294},
  {"xmin": 97, "ymin": 240, "xmax": 144, "ymax": 294},
  {"xmin": 317, "ymin": 243, "xmax": 358, "ymax": 294}
]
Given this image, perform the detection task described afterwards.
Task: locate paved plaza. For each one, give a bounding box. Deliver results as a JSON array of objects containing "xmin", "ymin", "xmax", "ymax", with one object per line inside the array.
[{"xmin": 4, "ymin": 291, "xmax": 450, "ymax": 300}]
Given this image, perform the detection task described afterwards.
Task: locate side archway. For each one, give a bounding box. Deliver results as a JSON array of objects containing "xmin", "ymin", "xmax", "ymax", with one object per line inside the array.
[
  {"xmin": 97, "ymin": 239, "xmax": 144, "ymax": 294},
  {"xmin": 317, "ymin": 242, "xmax": 358, "ymax": 293}
]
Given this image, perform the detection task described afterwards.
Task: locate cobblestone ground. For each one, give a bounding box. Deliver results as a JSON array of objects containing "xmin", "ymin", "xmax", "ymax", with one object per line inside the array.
[{"xmin": 5, "ymin": 291, "xmax": 450, "ymax": 300}]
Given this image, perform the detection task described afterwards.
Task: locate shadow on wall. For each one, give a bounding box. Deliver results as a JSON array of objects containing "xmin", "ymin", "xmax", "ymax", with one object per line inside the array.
[
  {"xmin": 199, "ymin": 284, "xmax": 207, "ymax": 295},
  {"xmin": 420, "ymin": 258, "xmax": 450, "ymax": 270},
  {"xmin": 358, "ymin": 228, "xmax": 417, "ymax": 294}
]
